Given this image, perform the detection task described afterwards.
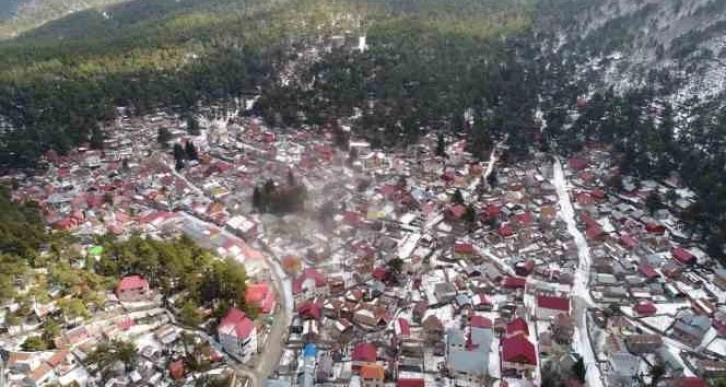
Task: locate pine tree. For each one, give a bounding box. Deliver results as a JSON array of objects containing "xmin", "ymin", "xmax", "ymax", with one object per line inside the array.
[
  {"xmin": 645, "ymin": 191, "xmax": 662, "ymax": 215},
  {"xmin": 187, "ymin": 116, "xmax": 200, "ymax": 136},
  {"xmin": 90, "ymin": 126, "xmax": 105, "ymax": 150},
  {"xmin": 435, "ymin": 133, "xmax": 447, "ymax": 157},
  {"xmin": 287, "ymin": 169, "xmax": 296, "ymax": 186},
  {"xmin": 158, "ymin": 127, "xmax": 172, "ymax": 146},
  {"xmin": 451, "ymin": 189, "xmax": 464, "ymax": 205},
  {"xmin": 173, "ymin": 143, "xmax": 186, "ymax": 165},
  {"xmin": 252, "ymin": 187, "xmax": 262, "ymax": 211},
  {"xmin": 185, "ymin": 141, "xmax": 198, "ymax": 161}
]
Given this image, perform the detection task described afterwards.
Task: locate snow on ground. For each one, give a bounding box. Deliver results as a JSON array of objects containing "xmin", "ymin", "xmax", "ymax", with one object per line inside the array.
[
  {"xmin": 622, "ymin": 302, "xmax": 688, "ymax": 319},
  {"xmin": 552, "ymin": 158, "xmax": 603, "ymax": 387},
  {"xmin": 488, "ymin": 338, "xmax": 501, "ymax": 379},
  {"xmin": 706, "ymin": 337, "xmax": 726, "ymax": 357},
  {"xmin": 641, "ymin": 315, "xmax": 676, "ymax": 333}
]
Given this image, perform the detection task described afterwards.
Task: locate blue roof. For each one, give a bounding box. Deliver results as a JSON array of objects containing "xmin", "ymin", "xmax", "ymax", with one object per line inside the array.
[{"xmin": 303, "ymin": 343, "xmax": 317, "ymax": 357}]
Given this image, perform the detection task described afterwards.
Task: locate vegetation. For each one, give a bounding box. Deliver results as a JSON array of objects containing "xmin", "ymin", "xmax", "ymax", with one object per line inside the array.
[{"xmin": 95, "ymin": 234, "xmax": 254, "ymax": 317}]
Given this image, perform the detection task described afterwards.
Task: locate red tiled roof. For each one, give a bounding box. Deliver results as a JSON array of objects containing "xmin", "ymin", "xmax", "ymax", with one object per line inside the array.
[
  {"xmin": 352, "ymin": 343, "xmax": 377, "ymax": 362},
  {"xmin": 498, "ymin": 223, "xmax": 515, "ymax": 237},
  {"xmin": 672, "ymin": 377, "xmax": 706, "ymax": 387},
  {"xmin": 116, "ymin": 275, "xmax": 148, "ymax": 293},
  {"xmin": 506, "ymin": 317, "xmax": 529, "ymax": 336},
  {"xmin": 372, "ymin": 267, "xmax": 387, "ymax": 281},
  {"xmin": 514, "ymin": 211, "xmax": 534, "ymax": 225},
  {"xmin": 634, "ymin": 300, "xmax": 657, "ymax": 316},
  {"xmin": 502, "ymin": 276, "xmax": 526, "ymax": 289},
  {"xmin": 501, "ymin": 334, "xmax": 537, "ymax": 365},
  {"xmin": 586, "ymin": 225, "xmax": 603, "ymax": 240},
  {"xmin": 245, "ymin": 283, "xmax": 275, "ymax": 314},
  {"xmin": 297, "ymin": 301, "xmax": 322, "ymax": 320},
  {"xmin": 292, "ymin": 268, "xmax": 327, "ymax": 294},
  {"xmin": 568, "ymin": 156, "xmax": 588, "ymax": 171},
  {"xmin": 470, "ymin": 315, "xmax": 492, "ymax": 329},
  {"xmin": 454, "ymin": 241, "xmax": 474, "ymax": 255},
  {"xmin": 638, "ymin": 264, "xmax": 659, "ymax": 280},
  {"xmin": 169, "ymin": 359, "xmax": 185, "ymax": 380},
  {"xmin": 218, "ymin": 307, "xmax": 254, "ymax": 340},
  {"xmin": 395, "ymin": 318, "xmax": 411, "ymax": 337},
  {"xmin": 448, "ymin": 204, "xmax": 467, "ymax": 218},
  {"xmin": 672, "ymin": 247, "xmax": 696, "ymax": 264},
  {"xmin": 397, "ymin": 379, "xmax": 425, "ymax": 387},
  {"xmin": 619, "ymin": 233, "xmax": 638, "ymax": 249},
  {"xmin": 536, "ymin": 295, "xmax": 570, "ymax": 312}
]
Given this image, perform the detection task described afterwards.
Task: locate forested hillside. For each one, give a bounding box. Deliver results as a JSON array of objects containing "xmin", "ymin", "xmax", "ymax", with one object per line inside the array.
[
  {"xmin": 0, "ymin": 0, "xmax": 724, "ymax": 243},
  {"xmin": 0, "ymin": 0, "xmax": 130, "ymax": 39}
]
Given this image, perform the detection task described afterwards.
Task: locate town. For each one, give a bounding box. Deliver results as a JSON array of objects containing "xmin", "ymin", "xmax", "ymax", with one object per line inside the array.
[{"xmin": 1, "ymin": 99, "xmax": 725, "ymax": 387}]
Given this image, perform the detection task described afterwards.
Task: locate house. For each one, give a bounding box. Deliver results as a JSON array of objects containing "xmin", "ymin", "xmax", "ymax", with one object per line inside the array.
[
  {"xmin": 633, "ymin": 300, "xmax": 657, "ymax": 316},
  {"xmin": 25, "ymin": 363, "xmax": 56, "ymax": 387},
  {"xmin": 245, "ymin": 282, "xmax": 276, "ymax": 314},
  {"xmin": 672, "ymin": 247, "xmax": 696, "ymax": 265},
  {"xmin": 217, "ymin": 307, "xmax": 257, "ymax": 360},
  {"xmin": 501, "ymin": 334, "xmax": 537, "ymax": 375},
  {"xmin": 397, "ymin": 379, "xmax": 425, "ymax": 387},
  {"xmin": 352, "ymin": 343, "xmax": 377, "ymax": 367},
  {"xmin": 472, "ymin": 293, "xmax": 493, "ymax": 311},
  {"xmin": 453, "ymin": 241, "xmax": 476, "ymax": 259},
  {"xmin": 638, "ymin": 264, "xmax": 659, "ymax": 281},
  {"xmin": 515, "ymin": 260, "xmax": 536, "ymax": 276},
  {"xmin": 608, "ymin": 352, "xmax": 640, "ymax": 387},
  {"xmin": 506, "ymin": 318, "xmax": 529, "ymax": 338},
  {"xmin": 447, "ymin": 325, "xmax": 492, "ymax": 385},
  {"xmin": 696, "ymin": 360, "xmax": 726, "ymax": 378},
  {"xmin": 433, "ymin": 282, "xmax": 457, "ymax": 304},
  {"xmin": 624, "ymin": 334, "xmax": 662, "ymax": 354},
  {"xmin": 115, "ymin": 275, "xmax": 150, "ymax": 302},
  {"xmin": 535, "ymin": 294, "xmax": 570, "ymax": 320},
  {"xmin": 360, "ymin": 363, "xmax": 385, "ymax": 387},
  {"xmin": 671, "ymin": 313, "xmax": 710, "ymax": 346},
  {"xmin": 292, "ymin": 268, "xmax": 328, "ymax": 301},
  {"xmin": 169, "ymin": 359, "xmax": 185, "ymax": 380}
]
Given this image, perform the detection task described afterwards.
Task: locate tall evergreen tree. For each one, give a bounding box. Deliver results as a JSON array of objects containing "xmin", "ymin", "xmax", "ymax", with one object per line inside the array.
[
  {"xmin": 185, "ymin": 141, "xmax": 198, "ymax": 161},
  {"xmin": 187, "ymin": 116, "xmax": 200, "ymax": 136},
  {"xmin": 158, "ymin": 127, "xmax": 172, "ymax": 146},
  {"xmin": 435, "ymin": 133, "xmax": 447, "ymax": 157},
  {"xmin": 173, "ymin": 143, "xmax": 186, "ymax": 164},
  {"xmin": 90, "ymin": 126, "xmax": 105, "ymax": 150}
]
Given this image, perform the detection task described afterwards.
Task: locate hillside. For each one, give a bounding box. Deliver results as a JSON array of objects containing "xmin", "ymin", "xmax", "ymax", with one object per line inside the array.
[
  {"xmin": 0, "ymin": 0, "xmax": 131, "ymax": 39},
  {"xmin": 537, "ymin": 0, "xmax": 726, "ymax": 105}
]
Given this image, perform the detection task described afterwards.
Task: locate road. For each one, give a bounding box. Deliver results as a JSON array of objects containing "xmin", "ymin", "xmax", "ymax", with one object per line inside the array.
[
  {"xmin": 164, "ymin": 160, "xmax": 291, "ymax": 387},
  {"xmin": 552, "ymin": 157, "xmax": 603, "ymax": 387}
]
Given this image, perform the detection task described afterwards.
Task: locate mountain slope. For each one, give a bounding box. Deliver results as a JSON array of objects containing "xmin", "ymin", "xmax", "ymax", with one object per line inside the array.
[
  {"xmin": 538, "ymin": 0, "xmax": 726, "ymax": 105},
  {"xmin": 0, "ymin": 0, "xmax": 131, "ymax": 39}
]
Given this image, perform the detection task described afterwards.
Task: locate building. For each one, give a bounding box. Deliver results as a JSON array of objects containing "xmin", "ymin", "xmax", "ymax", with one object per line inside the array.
[
  {"xmin": 115, "ymin": 275, "xmax": 151, "ymax": 302},
  {"xmin": 624, "ymin": 334, "xmax": 662, "ymax": 354},
  {"xmin": 292, "ymin": 268, "xmax": 328, "ymax": 302},
  {"xmin": 501, "ymin": 334, "xmax": 537, "ymax": 376},
  {"xmin": 360, "ymin": 363, "xmax": 385, "ymax": 387},
  {"xmin": 245, "ymin": 282, "xmax": 276, "ymax": 314},
  {"xmin": 217, "ymin": 307, "xmax": 257, "ymax": 360},
  {"xmin": 535, "ymin": 294, "xmax": 570, "ymax": 320}
]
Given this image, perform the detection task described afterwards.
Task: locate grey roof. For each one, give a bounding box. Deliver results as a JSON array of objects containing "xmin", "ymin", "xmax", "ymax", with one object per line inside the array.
[
  {"xmin": 609, "ymin": 352, "xmax": 640, "ymax": 376},
  {"xmin": 447, "ymin": 328, "xmax": 466, "ymax": 348},
  {"xmin": 449, "ymin": 349, "xmax": 489, "ymax": 375},
  {"xmin": 455, "ymin": 294, "xmax": 471, "ymax": 306},
  {"xmin": 471, "ymin": 327, "xmax": 493, "ymax": 352},
  {"xmin": 674, "ymin": 313, "xmax": 710, "ymax": 338}
]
